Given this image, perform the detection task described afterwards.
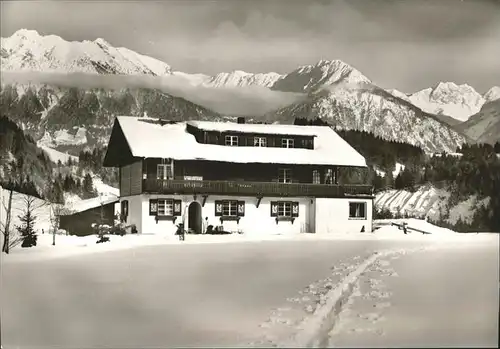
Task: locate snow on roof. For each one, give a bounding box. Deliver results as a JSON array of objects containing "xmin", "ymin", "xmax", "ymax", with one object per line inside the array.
[
  {"xmin": 63, "ymin": 195, "xmax": 119, "ymax": 215},
  {"xmin": 115, "ymin": 116, "xmax": 367, "ymax": 167},
  {"xmin": 187, "ymin": 120, "xmax": 322, "ymax": 136}
]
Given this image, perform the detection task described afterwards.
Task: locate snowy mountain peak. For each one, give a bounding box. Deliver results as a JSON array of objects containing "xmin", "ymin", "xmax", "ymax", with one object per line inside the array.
[
  {"xmin": 271, "ymin": 59, "xmax": 371, "ymax": 93},
  {"xmin": 484, "ymin": 86, "xmax": 500, "ymax": 103},
  {"xmin": 1, "ymin": 29, "xmax": 172, "ymax": 76},
  {"xmin": 203, "ymin": 70, "xmax": 283, "ymax": 88},
  {"xmin": 408, "ymin": 81, "xmax": 485, "ymax": 122}
]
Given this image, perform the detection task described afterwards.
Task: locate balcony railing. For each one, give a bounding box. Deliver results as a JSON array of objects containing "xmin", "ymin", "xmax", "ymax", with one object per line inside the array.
[{"xmin": 142, "ymin": 179, "xmax": 373, "ymax": 198}]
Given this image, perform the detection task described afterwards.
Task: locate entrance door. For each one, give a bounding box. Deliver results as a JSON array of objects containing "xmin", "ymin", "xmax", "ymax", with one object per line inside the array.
[{"xmin": 188, "ymin": 201, "xmax": 202, "ymax": 234}]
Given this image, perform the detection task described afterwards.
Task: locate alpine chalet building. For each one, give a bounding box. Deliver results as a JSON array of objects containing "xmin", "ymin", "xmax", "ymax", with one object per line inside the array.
[{"xmin": 103, "ymin": 116, "xmax": 374, "ymax": 236}]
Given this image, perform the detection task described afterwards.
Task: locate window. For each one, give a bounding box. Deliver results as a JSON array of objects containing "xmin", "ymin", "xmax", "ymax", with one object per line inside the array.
[
  {"xmin": 324, "ymin": 168, "xmax": 335, "ymax": 184},
  {"xmin": 157, "ymin": 163, "xmax": 173, "ymax": 180},
  {"xmin": 225, "ymin": 135, "xmax": 239, "ymax": 146},
  {"xmin": 120, "ymin": 200, "xmax": 129, "ymax": 222},
  {"xmin": 302, "ymin": 139, "xmax": 313, "ymax": 149},
  {"xmin": 270, "ymin": 201, "xmax": 299, "ymax": 218},
  {"xmin": 277, "ymin": 202, "xmax": 292, "ymax": 217},
  {"xmin": 281, "ymin": 138, "xmax": 294, "ymax": 148},
  {"xmin": 222, "ymin": 200, "xmax": 238, "ymax": 216},
  {"xmin": 254, "ymin": 136, "xmax": 267, "ymax": 147},
  {"xmin": 215, "ymin": 200, "xmax": 245, "ymax": 217},
  {"xmin": 278, "ymin": 168, "xmax": 292, "ymax": 183},
  {"xmin": 158, "ymin": 199, "xmax": 174, "ymax": 216},
  {"xmin": 312, "ymin": 170, "xmax": 321, "ymax": 184},
  {"xmin": 349, "ymin": 202, "xmax": 366, "ymax": 219}
]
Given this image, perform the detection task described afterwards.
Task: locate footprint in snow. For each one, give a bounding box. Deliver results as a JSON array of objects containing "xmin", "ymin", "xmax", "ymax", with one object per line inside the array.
[
  {"xmin": 357, "ymin": 312, "xmax": 385, "ymax": 323},
  {"xmin": 373, "ymin": 301, "xmax": 391, "ymax": 309}
]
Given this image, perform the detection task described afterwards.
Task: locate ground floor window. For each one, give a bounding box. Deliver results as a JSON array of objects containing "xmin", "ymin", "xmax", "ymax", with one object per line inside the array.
[
  {"xmin": 223, "ymin": 200, "xmax": 238, "ymax": 216},
  {"xmin": 215, "ymin": 200, "xmax": 245, "ymax": 217},
  {"xmin": 158, "ymin": 199, "xmax": 174, "ymax": 216},
  {"xmin": 271, "ymin": 201, "xmax": 299, "ymax": 217},
  {"xmin": 149, "ymin": 198, "xmax": 182, "ymax": 217},
  {"xmin": 349, "ymin": 202, "xmax": 366, "ymax": 219}
]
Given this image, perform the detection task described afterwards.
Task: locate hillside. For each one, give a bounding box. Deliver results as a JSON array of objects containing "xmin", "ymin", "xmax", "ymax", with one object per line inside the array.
[
  {"xmin": 0, "ymin": 83, "xmax": 225, "ymax": 154},
  {"xmin": 269, "ymin": 84, "xmax": 468, "ymax": 153},
  {"xmin": 457, "ymin": 99, "xmax": 500, "ymax": 145}
]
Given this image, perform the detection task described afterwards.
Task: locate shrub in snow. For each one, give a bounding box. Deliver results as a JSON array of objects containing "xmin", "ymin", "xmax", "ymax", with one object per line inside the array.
[{"xmin": 109, "ymin": 223, "xmax": 126, "ymax": 236}]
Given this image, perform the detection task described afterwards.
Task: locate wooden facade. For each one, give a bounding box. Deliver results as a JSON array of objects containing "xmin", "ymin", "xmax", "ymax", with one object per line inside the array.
[
  {"xmin": 186, "ymin": 123, "xmax": 315, "ymax": 149},
  {"xmin": 115, "ymin": 158, "xmax": 373, "ymax": 198},
  {"xmin": 60, "ymin": 201, "xmax": 117, "ymax": 237}
]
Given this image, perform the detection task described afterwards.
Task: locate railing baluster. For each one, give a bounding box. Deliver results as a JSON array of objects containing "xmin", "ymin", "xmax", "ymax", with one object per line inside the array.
[{"xmin": 143, "ymin": 178, "xmax": 373, "ymax": 197}]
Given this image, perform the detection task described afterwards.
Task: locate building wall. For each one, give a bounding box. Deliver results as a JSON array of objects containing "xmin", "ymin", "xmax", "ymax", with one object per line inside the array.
[
  {"xmin": 60, "ymin": 203, "xmax": 116, "ymax": 236},
  {"xmin": 121, "ymin": 194, "xmax": 373, "ymax": 236},
  {"xmin": 124, "ymin": 194, "xmax": 313, "ymax": 236},
  {"xmin": 120, "ymin": 194, "xmax": 143, "ymax": 234},
  {"xmin": 315, "ymin": 197, "xmax": 373, "ymax": 234}
]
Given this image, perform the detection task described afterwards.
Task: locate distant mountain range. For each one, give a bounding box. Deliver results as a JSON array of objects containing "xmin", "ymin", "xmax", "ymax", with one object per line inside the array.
[{"xmin": 2, "ymin": 29, "xmax": 499, "ymax": 154}]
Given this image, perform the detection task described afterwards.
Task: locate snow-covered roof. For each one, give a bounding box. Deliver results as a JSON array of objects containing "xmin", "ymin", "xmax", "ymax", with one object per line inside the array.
[
  {"xmin": 114, "ymin": 116, "xmax": 367, "ymax": 167},
  {"xmin": 187, "ymin": 120, "xmax": 322, "ymax": 136},
  {"xmin": 63, "ymin": 195, "xmax": 119, "ymax": 215}
]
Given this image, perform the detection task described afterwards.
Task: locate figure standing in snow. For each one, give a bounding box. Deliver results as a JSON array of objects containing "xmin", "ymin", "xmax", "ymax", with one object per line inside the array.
[{"xmin": 202, "ymin": 217, "xmax": 209, "ymax": 234}]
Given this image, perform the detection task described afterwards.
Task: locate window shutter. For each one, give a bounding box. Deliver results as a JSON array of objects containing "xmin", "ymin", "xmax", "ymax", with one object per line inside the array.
[
  {"xmin": 149, "ymin": 199, "xmax": 158, "ymax": 216},
  {"xmin": 270, "ymin": 201, "xmax": 278, "ymax": 217},
  {"xmin": 173, "ymin": 199, "xmax": 182, "ymax": 216},
  {"xmin": 292, "ymin": 202, "xmax": 299, "ymax": 217},
  {"xmin": 215, "ymin": 200, "xmax": 223, "ymax": 216},
  {"xmin": 237, "ymin": 201, "xmax": 245, "ymax": 217}
]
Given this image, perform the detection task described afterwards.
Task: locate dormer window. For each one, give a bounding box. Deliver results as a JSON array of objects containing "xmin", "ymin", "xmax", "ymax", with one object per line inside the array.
[
  {"xmin": 254, "ymin": 136, "xmax": 267, "ymax": 147},
  {"xmin": 225, "ymin": 135, "xmax": 239, "ymax": 146},
  {"xmin": 281, "ymin": 138, "xmax": 294, "ymax": 148}
]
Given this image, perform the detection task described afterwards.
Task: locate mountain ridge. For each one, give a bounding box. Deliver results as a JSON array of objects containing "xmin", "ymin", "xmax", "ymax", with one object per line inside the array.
[{"xmin": 1, "ymin": 28, "xmax": 493, "ymax": 153}]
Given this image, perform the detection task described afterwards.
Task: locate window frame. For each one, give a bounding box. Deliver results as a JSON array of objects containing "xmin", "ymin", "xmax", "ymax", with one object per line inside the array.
[
  {"xmin": 324, "ymin": 168, "xmax": 335, "ymax": 184},
  {"xmin": 349, "ymin": 202, "xmax": 367, "ymax": 220},
  {"xmin": 253, "ymin": 136, "xmax": 267, "ymax": 147},
  {"xmin": 277, "ymin": 201, "xmax": 292, "ymax": 217},
  {"xmin": 312, "ymin": 169, "xmax": 321, "ymax": 184},
  {"xmin": 225, "ymin": 135, "xmax": 239, "ymax": 146},
  {"xmin": 157, "ymin": 198, "xmax": 174, "ymax": 216},
  {"xmin": 278, "ymin": 168, "xmax": 292, "ymax": 183},
  {"xmin": 157, "ymin": 163, "xmax": 174, "ymax": 180},
  {"xmin": 281, "ymin": 138, "xmax": 295, "ymax": 148},
  {"xmin": 222, "ymin": 200, "xmax": 238, "ymax": 217}
]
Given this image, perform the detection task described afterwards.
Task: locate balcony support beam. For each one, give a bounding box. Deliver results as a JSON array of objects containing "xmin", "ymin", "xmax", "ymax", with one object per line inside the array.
[
  {"xmin": 256, "ymin": 195, "xmax": 263, "ymax": 208},
  {"xmin": 202, "ymin": 195, "xmax": 208, "ymax": 207}
]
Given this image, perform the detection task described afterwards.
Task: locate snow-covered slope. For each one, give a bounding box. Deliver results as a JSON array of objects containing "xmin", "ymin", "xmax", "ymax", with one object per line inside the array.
[
  {"xmin": 484, "ymin": 86, "xmax": 500, "ymax": 103},
  {"xmin": 408, "ymin": 82, "xmax": 485, "ymax": 122},
  {"xmin": 375, "ymin": 184, "xmax": 491, "ymax": 226},
  {"xmin": 1, "ymin": 29, "xmax": 171, "ymax": 75},
  {"xmin": 375, "ymin": 184, "xmax": 450, "ymax": 220},
  {"xmin": 271, "ymin": 59, "xmax": 371, "ymax": 93},
  {"xmin": 203, "ymin": 70, "xmax": 283, "ymax": 88},
  {"xmin": 38, "ymin": 143, "xmax": 79, "ymax": 164},
  {"xmin": 267, "ymin": 83, "xmax": 468, "ymax": 153},
  {"xmin": 0, "ymin": 186, "xmax": 53, "ymax": 235}
]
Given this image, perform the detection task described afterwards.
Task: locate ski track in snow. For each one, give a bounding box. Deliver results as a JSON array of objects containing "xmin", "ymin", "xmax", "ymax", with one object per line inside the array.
[{"xmin": 327, "ymin": 253, "xmax": 406, "ymax": 345}]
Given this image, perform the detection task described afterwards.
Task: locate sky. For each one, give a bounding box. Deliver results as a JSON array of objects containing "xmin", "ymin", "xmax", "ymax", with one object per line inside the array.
[{"xmin": 1, "ymin": 0, "xmax": 500, "ymax": 93}]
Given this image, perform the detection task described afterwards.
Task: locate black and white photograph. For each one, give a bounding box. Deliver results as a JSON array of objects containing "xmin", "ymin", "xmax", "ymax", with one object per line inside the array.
[{"xmin": 0, "ymin": 0, "xmax": 499, "ymax": 347}]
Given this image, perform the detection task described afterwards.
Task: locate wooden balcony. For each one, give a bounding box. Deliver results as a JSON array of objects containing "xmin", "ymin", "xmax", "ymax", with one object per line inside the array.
[{"xmin": 142, "ymin": 179, "xmax": 373, "ymax": 198}]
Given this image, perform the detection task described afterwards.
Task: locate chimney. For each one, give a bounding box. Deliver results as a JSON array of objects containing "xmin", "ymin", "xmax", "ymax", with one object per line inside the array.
[{"xmin": 237, "ymin": 117, "xmax": 245, "ymax": 124}]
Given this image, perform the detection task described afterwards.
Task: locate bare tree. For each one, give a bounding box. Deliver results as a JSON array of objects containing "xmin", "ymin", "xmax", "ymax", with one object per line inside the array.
[
  {"xmin": 49, "ymin": 203, "xmax": 64, "ymax": 246},
  {"xmin": 1, "ymin": 188, "xmax": 22, "ymax": 254}
]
